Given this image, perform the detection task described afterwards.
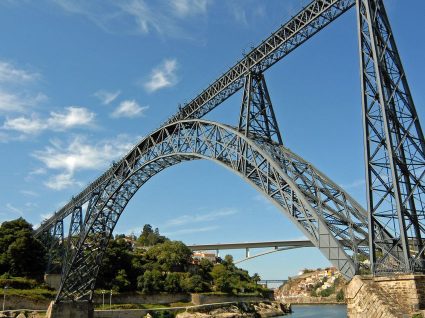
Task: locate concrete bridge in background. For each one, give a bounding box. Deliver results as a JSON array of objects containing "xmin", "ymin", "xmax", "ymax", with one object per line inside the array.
[{"xmin": 187, "ymin": 240, "xmax": 314, "ymax": 263}]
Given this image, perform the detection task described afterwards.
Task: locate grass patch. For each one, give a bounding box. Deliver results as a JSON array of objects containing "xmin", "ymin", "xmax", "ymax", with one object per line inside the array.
[
  {"xmin": 170, "ymin": 302, "xmax": 193, "ymax": 307},
  {"xmin": 95, "ymin": 302, "xmax": 193, "ymax": 310},
  {"xmin": 6, "ymin": 288, "xmax": 56, "ymax": 300}
]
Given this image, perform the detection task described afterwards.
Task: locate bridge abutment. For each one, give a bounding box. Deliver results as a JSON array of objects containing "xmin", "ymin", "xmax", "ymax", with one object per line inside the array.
[
  {"xmin": 346, "ymin": 274, "xmax": 425, "ymax": 317},
  {"xmin": 46, "ymin": 300, "xmax": 94, "ymax": 318}
]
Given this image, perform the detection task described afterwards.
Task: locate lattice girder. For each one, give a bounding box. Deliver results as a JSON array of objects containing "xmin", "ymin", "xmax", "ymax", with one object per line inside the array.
[
  {"xmin": 357, "ymin": 0, "xmax": 425, "ymax": 273},
  {"xmin": 55, "ymin": 119, "xmax": 387, "ymax": 301}
]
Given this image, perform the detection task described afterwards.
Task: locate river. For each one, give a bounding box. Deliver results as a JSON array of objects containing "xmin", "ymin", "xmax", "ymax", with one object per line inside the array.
[{"xmin": 281, "ymin": 304, "xmax": 347, "ymax": 318}]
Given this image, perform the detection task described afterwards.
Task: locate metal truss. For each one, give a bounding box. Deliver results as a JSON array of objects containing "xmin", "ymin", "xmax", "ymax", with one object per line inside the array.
[
  {"xmin": 357, "ymin": 0, "xmax": 425, "ymax": 274},
  {"xmin": 30, "ymin": 0, "xmax": 425, "ymax": 304},
  {"xmin": 34, "ymin": 0, "xmax": 356, "ymax": 238},
  {"xmin": 62, "ymin": 207, "xmax": 83, "ymax": 275},
  {"xmin": 239, "ymin": 72, "xmax": 283, "ymax": 145},
  {"xmin": 46, "ymin": 219, "xmax": 64, "ymax": 274},
  {"xmin": 56, "ymin": 119, "xmax": 379, "ymax": 301}
]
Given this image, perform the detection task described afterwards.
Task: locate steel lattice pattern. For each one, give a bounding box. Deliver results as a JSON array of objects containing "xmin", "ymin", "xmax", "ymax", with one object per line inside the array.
[
  {"xmin": 58, "ymin": 120, "xmax": 371, "ymax": 300},
  {"xmin": 31, "ymin": 0, "xmax": 425, "ymax": 303}
]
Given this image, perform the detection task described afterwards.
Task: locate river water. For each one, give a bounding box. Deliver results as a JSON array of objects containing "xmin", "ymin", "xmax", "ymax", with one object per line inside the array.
[{"xmin": 280, "ymin": 304, "xmax": 347, "ymax": 318}]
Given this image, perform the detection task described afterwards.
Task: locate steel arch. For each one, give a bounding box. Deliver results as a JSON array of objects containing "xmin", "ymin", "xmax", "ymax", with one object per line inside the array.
[{"xmin": 57, "ymin": 119, "xmax": 382, "ymax": 301}]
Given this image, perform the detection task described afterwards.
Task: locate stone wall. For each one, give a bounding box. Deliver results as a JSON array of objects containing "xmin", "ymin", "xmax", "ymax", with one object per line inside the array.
[
  {"xmin": 93, "ymin": 292, "xmax": 190, "ymax": 306},
  {"xmin": 373, "ymin": 274, "xmax": 425, "ymax": 313},
  {"xmin": 279, "ymin": 295, "xmax": 338, "ymax": 304},
  {"xmin": 2, "ymin": 295, "xmax": 51, "ymax": 311},
  {"xmin": 190, "ymin": 294, "xmax": 270, "ymax": 305},
  {"xmin": 345, "ymin": 275, "xmax": 425, "ymax": 318}
]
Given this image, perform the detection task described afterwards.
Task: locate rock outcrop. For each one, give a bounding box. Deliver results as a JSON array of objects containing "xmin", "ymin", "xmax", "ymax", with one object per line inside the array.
[{"xmin": 176, "ymin": 301, "xmax": 291, "ymax": 318}]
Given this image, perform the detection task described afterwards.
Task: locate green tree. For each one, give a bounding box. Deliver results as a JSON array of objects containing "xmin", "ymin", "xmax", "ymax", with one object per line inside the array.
[
  {"xmin": 7, "ymin": 232, "xmax": 46, "ymax": 278},
  {"xmin": 138, "ymin": 224, "xmax": 167, "ymax": 247},
  {"xmin": 145, "ymin": 241, "xmax": 192, "ymax": 272},
  {"xmin": 97, "ymin": 236, "xmax": 134, "ymax": 289},
  {"xmin": 252, "ymin": 273, "xmax": 261, "ymax": 284},
  {"xmin": 112, "ymin": 269, "xmax": 131, "ymax": 292},
  {"xmin": 180, "ymin": 274, "xmax": 204, "ymax": 293},
  {"xmin": 0, "ymin": 218, "xmax": 46, "ymax": 278},
  {"xmin": 137, "ymin": 269, "xmax": 163, "ymax": 293},
  {"xmin": 211, "ymin": 264, "xmax": 239, "ymax": 293},
  {"xmin": 164, "ymin": 272, "xmax": 182, "ymax": 292}
]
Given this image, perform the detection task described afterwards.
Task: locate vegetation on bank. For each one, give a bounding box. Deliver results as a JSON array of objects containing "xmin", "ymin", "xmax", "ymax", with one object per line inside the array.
[
  {"xmin": 0, "ymin": 219, "xmax": 266, "ymax": 298},
  {"xmin": 96, "ymin": 224, "xmax": 264, "ymax": 294}
]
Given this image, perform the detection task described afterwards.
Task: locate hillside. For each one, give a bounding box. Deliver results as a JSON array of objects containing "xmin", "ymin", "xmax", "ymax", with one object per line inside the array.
[{"xmin": 275, "ymin": 267, "xmax": 346, "ymax": 304}]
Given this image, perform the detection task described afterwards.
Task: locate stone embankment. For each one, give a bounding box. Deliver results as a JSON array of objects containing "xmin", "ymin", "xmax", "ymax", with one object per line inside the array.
[
  {"xmin": 176, "ymin": 302, "xmax": 292, "ymax": 318},
  {"xmin": 346, "ymin": 274, "xmax": 425, "ymax": 318}
]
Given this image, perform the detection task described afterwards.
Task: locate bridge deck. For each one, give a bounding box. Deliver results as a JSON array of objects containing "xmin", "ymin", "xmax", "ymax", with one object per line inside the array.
[{"xmin": 187, "ymin": 240, "xmax": 314, "ymax": 251}]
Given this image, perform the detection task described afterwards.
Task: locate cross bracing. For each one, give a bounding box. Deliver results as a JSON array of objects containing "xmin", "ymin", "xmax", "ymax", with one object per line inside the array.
[
  {"xmin": 57, "ymin": 120, "xmax": 370, "ymax": 300},
  {"xmin": 31, "ymin": 0, "xmax": 425, "ymax": 303},
  {"xmin": 34, "ymin": 0, "xmax": 356, "ymax": 238}
]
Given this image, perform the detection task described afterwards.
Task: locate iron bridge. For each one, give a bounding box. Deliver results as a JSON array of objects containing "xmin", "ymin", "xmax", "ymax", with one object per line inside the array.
[{"xmin": 33, "ymin": 0, "xmax": 425, "ymax": 303}]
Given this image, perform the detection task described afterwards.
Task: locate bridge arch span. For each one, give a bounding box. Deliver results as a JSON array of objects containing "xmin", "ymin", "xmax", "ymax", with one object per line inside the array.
[{"xmin": 59, "ymin": 119, "xmax": 375, "ymax": 301}]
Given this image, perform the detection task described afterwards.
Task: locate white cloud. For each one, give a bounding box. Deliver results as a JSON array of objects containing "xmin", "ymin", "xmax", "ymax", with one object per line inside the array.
[
  {"xmin": 45, "ymin": 172, "xmax": 81, "ymax": 190},
  {"xmin": 0, "ymin": 61, "xmax": 39, "ymax": 84},
  {"xmin": 0, "ymin": 90, "xmax": 47, "ymax": 113},
  {"xmin": 3, "ymin": 107, "xmax": 95, "ymax": 135},
  {"xmin": 3, "ymin": 115, "xmax": 46, "ymax": 134},
  {"xmin": 165, "ymin": 208, "xmax": 238, "ymax": 228},
  {"xmin": 112, "ymin": 99, "xmax": 149, "ymax": 118},
  {"xmin": 47, "ymin": 107, "xmax": 95, "ymax": 130},
  {"xmin": 94, "ymin": 89, "xmax": 121, "ymax": 105},
  {"xmin": 143, "ymin": 59, "xmax": 178, "ymax": 92},
  {"xmin": 53, "ymin": 0, "xmax": 210, "ymax": 38},
  {"xmin": 0, "ymin": 60, "xmax": 45, "ymax": 113},
  {"xmin": 33, "ymin": 134, "xmax": 138, "ymax": 190},
  {"xmin": 171, "ymin": 0, "xmax": 208, "ymax": 17}
]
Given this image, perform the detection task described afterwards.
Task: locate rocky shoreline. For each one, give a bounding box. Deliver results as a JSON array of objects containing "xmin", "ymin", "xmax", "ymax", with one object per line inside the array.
[{"xmin": 176, "ymin": 301, "xmax": 292, "ymax": 318}]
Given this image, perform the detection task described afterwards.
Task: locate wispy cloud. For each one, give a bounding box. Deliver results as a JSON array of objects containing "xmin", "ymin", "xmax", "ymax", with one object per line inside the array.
[
  {"xmin": 163, "ymin": 226, "xmax": 218, "ymax": 237},
  {"xmin": 0, "ymin": 60, "xmax": 45, "ymax": 113},
  {"xmin": 32, "ymin": 134, "xmax": 137, "ymax": 190},
  {"xmin": 45, "ymin": 172, "xmax": 81, "ymax": 190},
  {"xmin": 165, "ymin": 208, "xmax": 238, "ymax": 228},
  {"xmin": 0, "ymin": 61, "xmax": 39, "ymax": 84},
  {"xmin": 143, "ymin": 59, "xmax": 178, "ymax": 93},
  {"xmin": 111, "ymin": 100, "xmax": 149, "ymax": 118},
  {"xmin": 20, "ymin": 190, "xmax": 39, "ymax": 197},
  {"xmin": 47, "ymin": 107, "xmax": 95, "ymax": 130},
  {"xmin": 3, "ymin": 106, "xmax": 96, "ymax": 135},
  {"xmin": 226, "ymin": 2, "xmax": 267, "ymax": 27},
  {"xmin": 94, "ymin": 89, "xmax": 121, "ymax": 105},
  {"xmin": 340, "ymin": 179, "xmax": 365, "ymax": 190},
  {"xmin": 171, "ymin": 0, "xmax": 209, "ymax": 17},
  {"xmin": 0, "ymin": 90, "xmax": 47, "ymax": 113},
  {"xmin": 52, "ymin": 0, "xmax": 210, "ymax": 38},
  {"xmin": 6, "ymin": 203, "xmax": 23, "ymax": 216}
]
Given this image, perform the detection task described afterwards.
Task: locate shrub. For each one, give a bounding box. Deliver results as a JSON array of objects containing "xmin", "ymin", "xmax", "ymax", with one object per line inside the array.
[{"xmin": 336, "ymin": 289, "xmax": 345, "ymax": 302}]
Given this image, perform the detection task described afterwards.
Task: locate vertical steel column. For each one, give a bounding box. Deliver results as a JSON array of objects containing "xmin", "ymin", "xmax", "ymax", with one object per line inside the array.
[
  {"xmin": 238, "ymin": 72, "xmax": 283, "ymax": 145},
  {"xmin": 47, "ymin": 219, "xmax": 64, "ymax": 274},
  {"xmin": 62, "ymin": 206, "xmax": 83, "ymax": 276},
  {"xmin": 357, "ymin": 0, "xmax": 425, "ymax": 274}
]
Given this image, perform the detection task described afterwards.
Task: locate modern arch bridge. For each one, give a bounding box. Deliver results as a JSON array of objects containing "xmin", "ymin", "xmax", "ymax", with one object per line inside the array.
[{"xmin": 34, "ymin": 0, "xmax": 425, "ymax": 309}]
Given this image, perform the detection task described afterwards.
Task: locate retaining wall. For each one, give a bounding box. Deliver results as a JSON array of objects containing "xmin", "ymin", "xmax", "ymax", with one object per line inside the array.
[{"xmin": 346, "ymin": 275, "xmax": 425, "ymax": 317}]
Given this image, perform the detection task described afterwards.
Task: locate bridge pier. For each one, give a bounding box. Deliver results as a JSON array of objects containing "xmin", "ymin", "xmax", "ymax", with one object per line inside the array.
[
  {"xmin": 46, "ymin": 300, "xmax": 94, "ymax": 318},
  {"xmin": 346, "ymin": 274, "xmax": 425, "ymax": 317}
]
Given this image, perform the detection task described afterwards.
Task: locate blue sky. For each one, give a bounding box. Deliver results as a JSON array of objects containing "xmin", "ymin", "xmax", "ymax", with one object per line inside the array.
[{"xmin": 0, "ymin": 0, "xmax": 424, "ymax": 280}]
